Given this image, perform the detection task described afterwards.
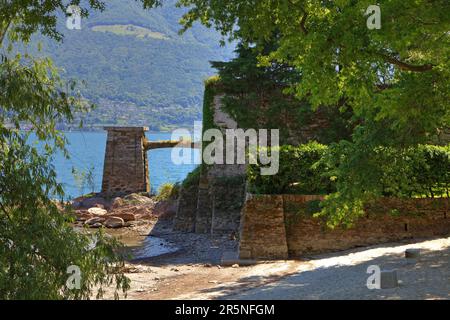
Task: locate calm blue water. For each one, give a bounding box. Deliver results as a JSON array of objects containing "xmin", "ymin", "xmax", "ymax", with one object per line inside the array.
[{"xmin": 31, "ymin": 132, "xmax": 199, "ymax": 199}]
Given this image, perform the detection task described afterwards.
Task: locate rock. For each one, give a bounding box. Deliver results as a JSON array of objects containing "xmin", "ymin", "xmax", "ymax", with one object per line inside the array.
[
  {"xmin": 71, "ymin": 198, "xmax": 84, "ymax": 209},
  {"xmin": 109, "ymin": 212, "xmax": 136, "ymax": 222},
  {"xmin": 112, "ymin": 197, "xmax": 124, "ymax": 209},
  {"xmin": 123, "ymin": 193, "xmax": 153, "ymax": 205},
  {"xmin": 85, "ymin": 217, "xmax": 106, "ymax": 226},
  {"xmin": 232, "ymin": 264, "xmax": 240, "ymax": 268},
  {"xmin": 153, "ymin": 200, "xmax": 177, "ymax": 220},
  {"xmin": 405, "ymin": 249, "xmax": 421, "ymax": 259},
  {"xmin": 133, "ymin": 206, "xmax": 150, "ymax": 218},
  {"xmin": 76, "ymin": 212, "xmax": 94, "ymax": 222},
  {"xmin": 90, "ymin": 223, "xmax": 104, "ymax": 229},
  {"xmin": 72, "ymin": 196, "xmax": 111, "ymax": 210},
  {"xmin": 87, "ymin": 207, "xmax": 108, "ymax": 216},
  {"xmin": 380, "ymin": 270, "xmax": 399, "ymax": 289},
  {"xmin": 104, "ymin": 217, "xmax": 125, "ymax": 229},
  {"xmin": 82, "ymin": 197, "xmax": 111, "ymax": 210}
]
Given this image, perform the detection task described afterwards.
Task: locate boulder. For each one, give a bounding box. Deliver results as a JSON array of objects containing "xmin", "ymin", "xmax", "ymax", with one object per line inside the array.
[
  {"xmin": 123, "ymin": 193, "xmax": 154, "ymax": 205},
  {"xmin": 75, "ymin": 212, "xmax": 94, "ymax": 222},
  {"xmin": 109, "ymin": 212, "xmax": 136, "ymax": 222},
  {"xmin": 133, "ymin": 206, "xmax": 150, "ymax": 218},
  {"xmin": 71, "ymin": 196, "xmax": 112, "ymax": 210},
  {"xmin": 104, "ymin": 217, "xmax": 125, "ymax": 229},
  {"xmin": 87, "ymin": 207, "xmax": 108, "ymax": 216},
  {"xmin": 85, "ymin": 217, "xmax": 106, "ymax": 226},
  {"xmin": 153, "ymin": 201, "xmax": 177, "ymax": 220},
  {"xmin": 112, "ymin": 197, "xmax": 124, "ymax": 209}
]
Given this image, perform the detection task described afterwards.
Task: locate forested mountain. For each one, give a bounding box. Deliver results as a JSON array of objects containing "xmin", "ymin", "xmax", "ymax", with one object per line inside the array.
[{"xmin": 30, "ymin": 0, "xmax": 234, "ymax": 131}]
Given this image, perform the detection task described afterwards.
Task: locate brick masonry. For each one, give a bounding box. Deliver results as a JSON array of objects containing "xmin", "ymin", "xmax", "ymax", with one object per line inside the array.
[
  {"xmin": 101, "ymin": 127, "xmax": 150, "ymax": 197},
  {"xmin": 239, "ymin": 194, "xmax": 450, "ymax": 259}
]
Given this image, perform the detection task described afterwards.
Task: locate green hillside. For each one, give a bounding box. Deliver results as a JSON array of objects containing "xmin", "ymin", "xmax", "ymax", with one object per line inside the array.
[{"xmin": 31, "ymin": 0, "xmax": 234, "ymax": 131}]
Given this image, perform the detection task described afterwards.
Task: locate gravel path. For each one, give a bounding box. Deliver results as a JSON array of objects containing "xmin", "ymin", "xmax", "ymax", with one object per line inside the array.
[{"xmin": 222, "ymin": 237, "xmax": 450, "ymax": 300}]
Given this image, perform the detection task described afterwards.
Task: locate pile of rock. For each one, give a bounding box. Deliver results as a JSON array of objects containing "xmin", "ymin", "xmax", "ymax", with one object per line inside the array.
[{"xmin": 71, "ymin": 193, "xmax": 157, "ymax": 229}]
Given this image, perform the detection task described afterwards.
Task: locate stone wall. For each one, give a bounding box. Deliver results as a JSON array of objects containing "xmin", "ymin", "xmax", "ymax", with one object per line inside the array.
[
  {"xmin": 101, "ymin": 127, "xmax": 150, "ymax": 197},
  {"xmin": 239, "ymin": 194, "xmax": 288, "ymax": 260},
  {"xmin": 239, "ymin": 194, "xmax": 450, "ymax": 259},
  {"xmin": 173, "ymin": 182, "xmax": 199, "ymax": 232},
  {"xmin": 173, "ymin": 94, "xmax": 247, "ymax": 235}
]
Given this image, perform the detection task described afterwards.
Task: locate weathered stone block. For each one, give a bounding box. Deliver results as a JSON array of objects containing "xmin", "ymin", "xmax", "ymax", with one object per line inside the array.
[
  {"xmin": 380, "ymin": 270, "xmax": 399, "ymax": 289},
  {"xmin": 405, "ymin": 248, "xmax": 421, "ymax": 259},
  {"xmin": 101, "ymin": 127, "xmax": 150, "ymax": 197},
  {"xmin": 173, "ymin": 183, "xmax": 199, "ymax": 232},
  {"xmin": 238, "ymin": 194, "xmax": 289, "ymax": 260}
]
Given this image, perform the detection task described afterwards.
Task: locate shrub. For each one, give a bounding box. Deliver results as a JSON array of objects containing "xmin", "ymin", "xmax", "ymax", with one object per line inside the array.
[
  {"xmin": 155, "ymin": 182, "xmax": 180, "ymax": 201},
  {"xmin": 247, "ymin": 141, "xmax": 334, "ymax": 195},
  {"xmin": 379, "ymin": 144, "xmax": 450, "ymax": 198},
  {"xmin": 182, "ymin": 166, "xmax": 202, "ymax": 189},
  {"xmin": 248, "ymin": 142, "xmax": 450, "ymax": 197}
]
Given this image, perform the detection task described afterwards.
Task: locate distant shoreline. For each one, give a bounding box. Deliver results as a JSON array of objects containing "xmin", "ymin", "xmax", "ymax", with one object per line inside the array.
[{"xmin": 12, "ymin": 126, "xmax": 173, "ymax": 134}]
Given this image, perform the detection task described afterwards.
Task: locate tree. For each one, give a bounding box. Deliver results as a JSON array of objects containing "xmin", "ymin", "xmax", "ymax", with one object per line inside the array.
[
  {"xmin": 211, "ymin": 41, "xmax": 353, "ymax": 144},
  {"xmin": 146, "ymin": 0, "xmax": 449, "ymax": 225},
  {"xmin": 0, "ymin": 1, "xmax": 130, "ymax": 299}
]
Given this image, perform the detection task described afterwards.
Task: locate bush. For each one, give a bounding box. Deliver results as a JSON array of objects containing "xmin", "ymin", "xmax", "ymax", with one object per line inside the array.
[
  {"xmin": 379, "ymin": 144, "xmax": 450, "ymax": 198},
  {"xmin": 182, "ymin": 166, "xmax": 202, "ymax": 189},
  {"xmin": 155, "ymin": 182, "xmax": 180, "ymax": 201},
  {"xmin": 247, "ymin": 141, "xmax": 334, "ymax": 195},
  {"xmin": 248, "ymin": 142, "xmax": 450, "ymax": 197}
]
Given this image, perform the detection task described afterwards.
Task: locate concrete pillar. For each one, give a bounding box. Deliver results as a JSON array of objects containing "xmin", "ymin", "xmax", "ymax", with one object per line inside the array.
[{"xmin": 101, "ymin": 127, "xmax": 150, "ymax": 197}]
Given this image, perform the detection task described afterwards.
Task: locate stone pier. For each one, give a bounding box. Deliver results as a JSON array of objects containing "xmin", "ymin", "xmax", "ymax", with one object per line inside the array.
[{"xmin": 101, "ymin": 127, "xmax": 150, "ymax": 197}]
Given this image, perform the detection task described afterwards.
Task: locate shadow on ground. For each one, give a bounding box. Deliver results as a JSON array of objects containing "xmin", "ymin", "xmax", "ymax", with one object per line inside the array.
[{"xmin": 194, "ymin": 238, "xmax": 450, "ymax": 300}]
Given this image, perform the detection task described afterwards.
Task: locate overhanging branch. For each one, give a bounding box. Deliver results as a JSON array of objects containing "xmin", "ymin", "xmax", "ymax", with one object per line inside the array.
[{"xmin": 379, "ymin": 53, "xmax": 434, "ymax": 72}]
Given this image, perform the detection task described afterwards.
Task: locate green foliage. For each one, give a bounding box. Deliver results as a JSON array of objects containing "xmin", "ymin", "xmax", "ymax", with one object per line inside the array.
[
  {"xmin": 72, "ymin": 166, "xmax": 96, "ymax": 196},
  {"xmin": 377, "ymin": 145, "xmax": 450, "ymax": 198},
  {"xmin": 155, "ymin": 182, "xmax": 180, "ymax": 201},
  {"xmin": 248, "ymin": 142, "xmax": 449, "ymax": 199},
  {"xmin": 160, "ymin": 0, "xmax": 450, "ymax": 225},
  {"xmin": 26, "ymin": 0, "xmax": 235, "ymax": 130},
  {"xmin": 1, "ymin": 0, "xmax": 130, "ymax": 299},
  {"xmin": 202, "ymin": 76, "xmax": 220, "ymax": 135},
  {"xmin": 316, "ymin": 143, "xmax": 450, "ymax": 227},
  {"xmin": 210, "ymin": 43, "xmax": 353, "ymax": 144},
  {"xmin": 182, "ymin": 165, "xmax": 201, "ymax": 188},
  {"xmin": 248, "ymin": 142, "xmax": 334, "ymax": 195}
]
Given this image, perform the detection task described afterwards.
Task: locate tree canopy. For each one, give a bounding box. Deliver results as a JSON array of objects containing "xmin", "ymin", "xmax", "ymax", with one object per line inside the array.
[
  {"xmin": 164, "ymin": 0, "xmax": 450, "ymax": 223},
  {"xmin": 1, "ymin": 0, "xmax": 130, "ymax": 299}
]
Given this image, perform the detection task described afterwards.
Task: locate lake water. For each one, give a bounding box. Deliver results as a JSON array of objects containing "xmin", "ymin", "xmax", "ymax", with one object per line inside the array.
[{"xmin": 39, "ymin": 131, "xmax": 199, "ymax": 199}]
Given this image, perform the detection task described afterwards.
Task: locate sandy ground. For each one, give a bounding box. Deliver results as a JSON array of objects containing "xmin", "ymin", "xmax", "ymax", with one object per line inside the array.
[
  {"xmin": 101, "ymin": 219, "xmax": 449, "ymax": 300},
  {"xmin": 223, "ymin": 237, "xmax": 450, "ymax": 300}
]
